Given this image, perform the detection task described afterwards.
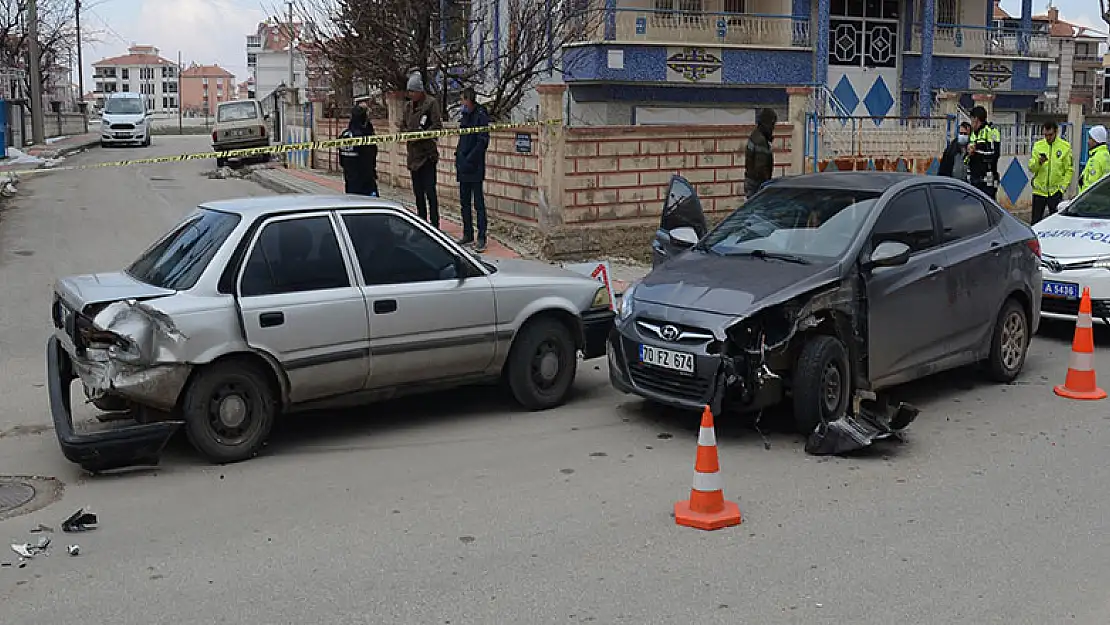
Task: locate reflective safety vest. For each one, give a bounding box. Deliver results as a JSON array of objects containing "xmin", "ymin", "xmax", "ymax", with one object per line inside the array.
[
  {"xmin": 966, "ymin": 123, "xmax": 1001, "ymax": 186},
  {"xmin": 1028, "ymin": 138, "xmax": 1073, "ymax": 197},
  {"xmin": 1080, "ymin": 144, "xmax": 1110, "ymax": 194}
]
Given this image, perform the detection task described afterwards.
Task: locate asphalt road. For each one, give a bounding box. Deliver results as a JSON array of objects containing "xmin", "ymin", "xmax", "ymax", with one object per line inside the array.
[{"xmin": 1, "ymin": 136, "xmax": 1109, "ymax": 623}]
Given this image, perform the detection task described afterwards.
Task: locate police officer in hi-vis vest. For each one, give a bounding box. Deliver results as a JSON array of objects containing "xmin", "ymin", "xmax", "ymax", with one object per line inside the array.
[{"xmin": 965, "ymin": 105, "xmax": 1001, "ymax": 200}]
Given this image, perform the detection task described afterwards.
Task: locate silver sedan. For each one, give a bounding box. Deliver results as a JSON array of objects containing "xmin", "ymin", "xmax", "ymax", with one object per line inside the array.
[{"xmin": 47, "ymin": 195, "xmax": 615, "ymax": 470}]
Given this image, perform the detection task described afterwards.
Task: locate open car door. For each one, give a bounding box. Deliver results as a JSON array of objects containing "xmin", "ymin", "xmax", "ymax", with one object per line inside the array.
[{"xmin": 652, "ymin": 175, "xmax": 708, "ymax": 268}]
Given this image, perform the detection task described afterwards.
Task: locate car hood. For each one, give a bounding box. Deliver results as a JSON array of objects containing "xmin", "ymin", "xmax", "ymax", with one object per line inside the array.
[
  {"xmin": 634, "ymin": 251, "xmax": 842, "ymax": 316},
  {"xmin": 484, "ymin": 257, "xmax": 596, "ymax": 281},
  {"xmin": 101, "ymin": 113, "xmax": 145, "ymax": 124},
  {"xmin": 55, "ymin": 271, "xmax": 175, "ymax": 312},
  {"xmin": 1033, "ymin": 213, "xmax": 1110, "ymax": 260}
]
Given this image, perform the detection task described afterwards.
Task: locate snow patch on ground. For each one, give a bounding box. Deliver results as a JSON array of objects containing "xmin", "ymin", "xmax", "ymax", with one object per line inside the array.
[
  {"xmin": 2, "ymin": 148, "xmax": 45, "ymax": 165},
  {"xmin": 45, "ymin": 135, "xmax": 69, "ymax": 144}
]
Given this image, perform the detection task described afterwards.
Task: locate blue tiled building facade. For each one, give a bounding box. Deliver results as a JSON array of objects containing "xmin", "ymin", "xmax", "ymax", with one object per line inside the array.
[{"xmin": 558, "ymin": 0, "xmax": 1049, "ymax": 123}]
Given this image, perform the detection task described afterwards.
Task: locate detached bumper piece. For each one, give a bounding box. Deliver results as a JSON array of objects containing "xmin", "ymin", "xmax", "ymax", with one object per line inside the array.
[
  {"xmin": 581, "ymin": 309, "xmax": 616, "ymax": 360},
  {"xmin": 47, "ymin": 336, "xmax": 183, "ymax": 473},
  {"xmin": 805, "ymin": 399, "xmax": 920, "ymax": 456}
]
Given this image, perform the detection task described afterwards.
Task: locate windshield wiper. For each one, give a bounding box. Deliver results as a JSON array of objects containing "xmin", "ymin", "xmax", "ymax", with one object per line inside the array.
[{"xmin": 733, "ymin": 249, "xmax": 811, "ymax": 264}]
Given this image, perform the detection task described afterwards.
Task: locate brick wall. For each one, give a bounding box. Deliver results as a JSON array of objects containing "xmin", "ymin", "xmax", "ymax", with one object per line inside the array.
[
  {"xmin": 563, "ymin": 124, "xmax": 792, "ymax": 226},
  {"xmin": 432, "ymin": 128, "xmax": 540, "ymax": 223}
]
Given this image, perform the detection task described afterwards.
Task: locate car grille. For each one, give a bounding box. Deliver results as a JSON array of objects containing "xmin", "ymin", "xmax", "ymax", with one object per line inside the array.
[
  {"xmin": 628, "ymin": 362, "xmax": 712, "ymax": 403},
  {"xmin": 1042, "ymin": 297, "xmax": 1110, "ymax": 318},
  {"xmin": 634, "ymin": 317, "xmax": 715, "ymax": 346},
  {"xmin": 109, "ymin": 123, "xmax": 135, "ymax": 130}
]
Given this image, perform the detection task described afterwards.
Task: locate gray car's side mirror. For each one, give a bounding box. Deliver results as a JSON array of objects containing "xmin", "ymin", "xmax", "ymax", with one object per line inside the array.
[
  {"xmin": 669, "ymin": 226, "xmax": 699, "ymax": 248},
  {"xmin": 865, "ymin": 241, "xmax": 912, "ymax": 270}
]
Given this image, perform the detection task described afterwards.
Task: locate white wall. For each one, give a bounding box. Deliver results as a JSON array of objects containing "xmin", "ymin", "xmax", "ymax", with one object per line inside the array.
[{"xmin": 254, "ymin": 50, "xmax": 307, "ymax": 101}]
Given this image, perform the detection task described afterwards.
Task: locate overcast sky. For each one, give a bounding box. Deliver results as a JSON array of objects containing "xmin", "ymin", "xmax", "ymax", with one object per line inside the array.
[{"xmin": 76, "ymin": 0, "xmax": 1107, "ymax": 93}]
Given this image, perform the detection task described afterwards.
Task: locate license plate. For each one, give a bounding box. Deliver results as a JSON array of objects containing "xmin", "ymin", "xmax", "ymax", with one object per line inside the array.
[
  {"xmin": 114, "ymin": 133, "xmax": 129, "ymax": 138},
  {"xmin": 234, "ymin": 129, "xmax": 247, "ymax": 137},
  {"xmin": 640, "ymin": 344, "xmax": 695, "ymax": 374},
  {"xmin": 1043, "ymin": 280, "xmax": 1079, "ymax": 299}
]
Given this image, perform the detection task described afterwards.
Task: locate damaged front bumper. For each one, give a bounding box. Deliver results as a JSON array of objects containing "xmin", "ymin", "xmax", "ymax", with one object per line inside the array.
[{"xmin": 47, "ymin": 336, "xmax": 183, "ymax": 473}]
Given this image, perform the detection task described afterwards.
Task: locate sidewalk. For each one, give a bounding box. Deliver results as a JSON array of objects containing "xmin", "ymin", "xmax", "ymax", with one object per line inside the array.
[
  {"xmin": 251, "ymin": 165, "xmax": 650, "ymax": 295},
  {"xmin": 0, "ymin": 132, "xmax": 100, "ymax": 174}
]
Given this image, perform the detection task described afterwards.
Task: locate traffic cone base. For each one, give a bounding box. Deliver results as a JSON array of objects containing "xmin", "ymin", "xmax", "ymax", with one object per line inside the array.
[
  {"xmin": 674, "ymin": 499, "xmax": 742, "ymax": 531},
  {"xmin": 1054, "ymin": 384, "xmax": 1107, "ymax": 400},
  {"xmin": 1054, "ymin": 287, "xmax": 1106, "ymax": 401}
]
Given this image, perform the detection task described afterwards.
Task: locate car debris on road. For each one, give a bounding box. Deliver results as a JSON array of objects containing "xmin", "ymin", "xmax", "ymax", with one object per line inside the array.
[{"xmin": 61, "ymin": 508, "xmax": 98, "ymax": 532}]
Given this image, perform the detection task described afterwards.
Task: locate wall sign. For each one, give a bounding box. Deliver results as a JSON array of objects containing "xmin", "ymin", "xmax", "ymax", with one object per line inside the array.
[
  {"xmin": 665, "ymin": 47, "xmax": 723, "ymax": 84},
  {"xmin": 515, "ymin": 133, "xmax": 532, "ymax": 154}
]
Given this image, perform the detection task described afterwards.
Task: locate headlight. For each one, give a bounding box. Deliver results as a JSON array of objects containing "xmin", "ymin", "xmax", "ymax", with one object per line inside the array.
[
  {"xmin": 590, "ymin": 286, "xmax": 611, "ymax": 309},
  {"xmin": 107, "ymin": 337, "xmax": 143, "ymax": 363},
  {"xmin": 618, "ymin": 283, "xmax": 637, "ymax": 320},
  {"xmin": 1094, "ymin": 256, "xmax": 1110, "ymax": 270}
]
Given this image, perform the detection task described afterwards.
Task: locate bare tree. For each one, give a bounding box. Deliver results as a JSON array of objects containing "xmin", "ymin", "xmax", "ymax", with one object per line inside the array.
[
  {"xmin": 286, "ymin": 0, "xmax": 601, "ymax": 121},
  {"xmin": 0, "ymin": 0, "xmax": 81, "ymax": 100}
]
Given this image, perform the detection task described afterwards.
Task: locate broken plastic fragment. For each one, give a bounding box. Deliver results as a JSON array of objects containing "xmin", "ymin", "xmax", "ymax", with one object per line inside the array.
[
  {"xmin": 805, "ymin": 400, "xmax": 919, "ymax": 456},
  {"xmin": 30, "ymin": 524, "xmax": 54, "ymax": 533},
  {"xmin": 34, "ymin": 536, "xmax": 50, "ymax": 551},
  {"xmin": 10, "ymin": 544, "xmax": 34, "ymax": 558},
  {"xmin": 67, "ymin": 545, "xmax": 80, "ymax": 557},
  {"xmin": 61, "ymin": 508, "xmax": 98, "ymax": 533}
]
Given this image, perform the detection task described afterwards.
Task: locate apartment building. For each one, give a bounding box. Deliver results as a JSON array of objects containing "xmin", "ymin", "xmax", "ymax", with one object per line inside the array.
[
  {"xmin": 91, "ymin": 45, "xmax": 179, "ymax": 112},
  {"xmin": 457, "ymin": 0, "xmax": 1055, "ymax": 125},
  {"xmin": 246, "ymin": 19, "xmax": 309, "ymax": 100},
  {"xmin": 180, "ymin": 63, "xmax": 236, "ymax": 116}
]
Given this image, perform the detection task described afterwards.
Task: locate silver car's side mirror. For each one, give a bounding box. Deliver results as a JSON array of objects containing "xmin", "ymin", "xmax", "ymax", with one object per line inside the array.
[
  {"xmin": 866, "ymin": 240, "xmax": 912, "ymax": 270},
  {"xmin": 669, "ymin": 226, "xmax": 699, "ymax": 248}
]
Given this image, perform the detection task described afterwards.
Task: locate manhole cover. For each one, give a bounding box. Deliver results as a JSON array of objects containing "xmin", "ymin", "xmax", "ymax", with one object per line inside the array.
[
  {"xmin": 0, "ymin": 481, "xmax": 36, "ymax": 512},
  {"xmin": 0, "ymin": 476, "xmax": 64, "ymax": 521}
]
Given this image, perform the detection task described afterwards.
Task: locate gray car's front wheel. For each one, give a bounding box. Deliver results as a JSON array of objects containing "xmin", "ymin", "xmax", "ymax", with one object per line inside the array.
[
  {"xmin": 792, "ymin": 335, "xmax": 851, "ymax": 434},
  {"xmin": 984, "ymin": 297, "xmax": 1029, "ymax": 383},
  {"xmin": 181, "ymin": 359, "xmax": 277, "ymax": 464},
  {"xmin": 506, "ymin": 317, "xmax": 578, "ymax": 410}
]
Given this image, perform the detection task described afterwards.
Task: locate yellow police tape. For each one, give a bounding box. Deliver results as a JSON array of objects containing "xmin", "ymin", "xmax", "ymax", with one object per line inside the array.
[{"xmin": 10, "ymin": 118, "xmax": 562, "ymax": 177}]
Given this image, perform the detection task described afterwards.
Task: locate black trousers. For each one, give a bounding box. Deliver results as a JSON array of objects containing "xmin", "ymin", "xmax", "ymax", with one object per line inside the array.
[
  {"xmin": 1031, "ymin": 191, "xmax": 1063, "ymax": 224},
  {"xmin": 970, "ymin": 179, "xmax": 997, "ymax": 202},
  {"xmin": 411, "ymin": 161, "xmax": 439, "ymax": 228}
]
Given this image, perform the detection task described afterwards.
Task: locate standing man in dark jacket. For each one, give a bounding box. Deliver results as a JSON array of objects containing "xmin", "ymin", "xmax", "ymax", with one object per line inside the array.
[
  {"xmin": 744, "ymin": 108, "xmax": 778, "ymax": 198},
  {"xmin": 402, "ymin": 72, "xmax": 443, "ymax": 228},
  {"xmin": 338, "ymin": 104, "xmax": 379, "ymax": 196},
  {"xmin": 455, "ymin": 87, "xmax": 490, "ymax": 252}
]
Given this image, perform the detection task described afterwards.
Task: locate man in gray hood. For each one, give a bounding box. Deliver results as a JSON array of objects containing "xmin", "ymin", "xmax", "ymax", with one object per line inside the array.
[
  {"xmin": 744, "ymin": 108, "xmax": 778, "ymax": 198},
  {"xmin": 402, "ymin": 72, "xmax": 444, "ymax": 228}
]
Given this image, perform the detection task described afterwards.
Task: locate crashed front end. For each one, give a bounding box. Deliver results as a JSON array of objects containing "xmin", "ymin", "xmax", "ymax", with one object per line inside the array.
[
  {"xmin": 609, "ymin": 279, "xmax": 917, "ymax": 455},
  {"xmin": 48, "ymin": 293, "xmax": 189, "ymax": 472}
]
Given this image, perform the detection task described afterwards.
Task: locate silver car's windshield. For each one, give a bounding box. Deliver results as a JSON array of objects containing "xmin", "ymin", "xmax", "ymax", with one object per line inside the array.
[
  {"xmin": 126, "ymin": 209, "xmax": 241, "ymax": 290},
  {"xmin": 697, "ymin": 187, "xmax": 881, "ymax": 260},
  {"xmin": 104, "ymin": 98, "xmax": 143, "ymax": 114},
  {"xmin": 218, "ymin": 102, "xmax": 259, "ymax": 123}
]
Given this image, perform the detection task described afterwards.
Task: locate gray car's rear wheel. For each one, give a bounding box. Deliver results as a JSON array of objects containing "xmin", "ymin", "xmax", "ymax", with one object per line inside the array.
[
  {"xmin": 792, "ymin": 335, "xmax": 851, "ymax": 434},
  {"xmin": 182, "ymin": 359, "xmax": 276, "ymax": 464},
  {"xmin": 984, "ymin": 297, "xmax": 1029, "ymax": 383},
  {"xmin": 506, "ymin": 317, "xmax": 578, "ymax": 410}
]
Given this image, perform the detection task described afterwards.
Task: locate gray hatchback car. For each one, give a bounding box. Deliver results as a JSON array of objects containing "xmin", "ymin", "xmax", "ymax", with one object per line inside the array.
[
  {"xmin": 609, "ymin": 173, "xmax": 1042, "ymax": 433},
  {"xmin": 48, "ymin": 195, "xmax": 614, "ymax": 471}
]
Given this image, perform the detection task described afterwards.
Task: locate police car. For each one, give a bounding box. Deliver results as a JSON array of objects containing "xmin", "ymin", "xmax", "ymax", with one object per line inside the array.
[{"xmin": 1033, "ymin": 176, "xmax": 1110, "ymax": 323}]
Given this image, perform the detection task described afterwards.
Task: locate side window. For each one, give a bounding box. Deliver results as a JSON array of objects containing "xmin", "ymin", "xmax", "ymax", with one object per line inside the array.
[
  {"xmin": 342, "ymin": 213, "xmax": 459, "ymax": 286},
  {"xmin": 240, "ymin": 216, "xmax": 350, "ymax": 296},
  {"xmin": 870, "ymin": 188, "xmax": 937, "ymax": 253},
  {"xmin": 931, "ymin": 187, "xmax": 993, "ymax": 243}
]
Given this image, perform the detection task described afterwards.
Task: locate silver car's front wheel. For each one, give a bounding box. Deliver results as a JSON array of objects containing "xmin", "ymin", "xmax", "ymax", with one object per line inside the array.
[
  {"xmin": 182, "ymin": 358, "xmax": 277, "ymax": 464},
  {"xmin": 505, "ymin": 317, "xmax": 578, "ymax": 411}
]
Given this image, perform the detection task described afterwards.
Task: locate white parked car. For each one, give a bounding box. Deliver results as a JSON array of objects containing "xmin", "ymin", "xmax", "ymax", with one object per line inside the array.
[{"xmin": 1033, "ymin": 176, "xmax": 1110, "ymax": 324}]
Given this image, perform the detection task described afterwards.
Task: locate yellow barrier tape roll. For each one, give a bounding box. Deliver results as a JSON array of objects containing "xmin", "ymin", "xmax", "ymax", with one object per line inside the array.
[{"xmin": 9, "ymin": 118, "xmax": 562, "ymax": 177}]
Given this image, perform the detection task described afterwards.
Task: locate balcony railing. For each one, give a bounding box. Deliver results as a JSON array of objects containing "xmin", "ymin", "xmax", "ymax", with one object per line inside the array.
[
  {"xmin": 1074, "ymin": 54, "xmax": 1103, "ymax": 65},
  {"xmin": 583, "ymin": 9, "xmax": 810, "ymax": 48},
  {"xmin": 910, "ymin": 23, "xmax": 1053, "ymax": 59}
]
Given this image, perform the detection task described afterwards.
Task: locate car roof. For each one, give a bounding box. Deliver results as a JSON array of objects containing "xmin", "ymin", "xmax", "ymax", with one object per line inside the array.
[
  {"xmin": 198, "ymin": 194, "xmax": 406, "ymax": 220},
  {"xmin": 769, "ymin": 172, "xmax": 922, "ymax": 192}
]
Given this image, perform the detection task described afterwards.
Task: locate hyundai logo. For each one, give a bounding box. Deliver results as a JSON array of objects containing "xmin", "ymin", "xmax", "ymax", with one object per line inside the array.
[{"xmin": 660, "ymin": 325, "xmax": 681, "ymax": 341}]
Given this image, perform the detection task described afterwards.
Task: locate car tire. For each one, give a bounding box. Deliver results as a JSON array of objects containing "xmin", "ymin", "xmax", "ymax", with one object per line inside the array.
[
  {"xmin": 216, "ymin": 157, "xmax": 227, "ymax": 168},
  {"xmin": 506, "ymin": 317, "xmax": 578, "ymax": 410},
  {"xmin": 984, "ymin": 297, "xmax": 1029, "ymax": 383},
  {"xmin": 792, "ymin": 335, "xmax": 851, "ymax": 434},
  {"xmin": 143, "ymin": 135, "xmax": 151, "ymax": 147},
  {"xmin": 99, "ymin": 140, "xmax": 106, "ymax": 148},
  {"xmin": 181, "ymin": 359, "xmax": 277, "ymax": 464}
]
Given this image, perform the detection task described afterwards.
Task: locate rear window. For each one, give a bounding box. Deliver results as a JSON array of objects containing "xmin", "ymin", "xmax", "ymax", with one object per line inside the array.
[
  {"xmin": 126, "ymin": 209, "xmax": 241, "ymax": 290},
  {"xmin": 218, "ymin": 101, "xmax": 260, "ymax": 123}
]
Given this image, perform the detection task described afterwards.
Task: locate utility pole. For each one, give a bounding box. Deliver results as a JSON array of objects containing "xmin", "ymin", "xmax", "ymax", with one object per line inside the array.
[
  {"xmin": 28, "ymin": 0, "xmax": 45, "ymax": 144},
  {"xmin": 75, "ymin": 0, "xmax": 86, "ymax": 132},
  {"xmin": 177, "ymin": 51, "xmax": 182, "ymax": 134},
  {"xmin": 287, "ymin": 1, "xmax": 295, "ymax": 93}
]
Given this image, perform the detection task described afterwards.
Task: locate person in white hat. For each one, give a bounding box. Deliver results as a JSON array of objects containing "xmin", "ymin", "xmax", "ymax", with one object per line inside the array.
[{"xmin": 1080, "ymin": 125, "xmax": 1110, "ymax": 194}]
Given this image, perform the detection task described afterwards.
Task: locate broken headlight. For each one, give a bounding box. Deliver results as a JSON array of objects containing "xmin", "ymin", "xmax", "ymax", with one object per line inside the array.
[{"xmin": 107, "ymin": 337, "xmax": 143, "ymax": 363}]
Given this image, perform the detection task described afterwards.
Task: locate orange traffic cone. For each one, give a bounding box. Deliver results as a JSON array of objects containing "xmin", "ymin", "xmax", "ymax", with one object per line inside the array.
[
  {"xmin": 674, "ymin": 405, "xmax": 742, "ymax": 531},
  {"xmin": 1054, "ymin": 287, "xmax": 1107, "ymax": 401}
]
